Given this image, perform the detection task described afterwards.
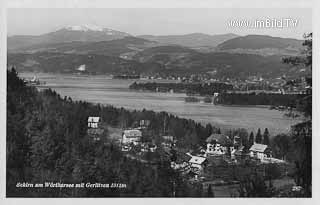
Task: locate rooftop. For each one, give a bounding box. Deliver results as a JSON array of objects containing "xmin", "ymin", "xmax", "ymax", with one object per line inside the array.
[
  {"xmin": 249, "ymin": 143, "xmax": 268, "ymax": 153},
  {"xmin": 88, "ymin": 116, "xmax": 100, "ymax": 123},
  {"xmin": 206, "ymin": 134, "xmax": 231, "ymax": 146},
  {"xmin": 189, "ymin": 156, "xmax": 207, "ymax": 165}
]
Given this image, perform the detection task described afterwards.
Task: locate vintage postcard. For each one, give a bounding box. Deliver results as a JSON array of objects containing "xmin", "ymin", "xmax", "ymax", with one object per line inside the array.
[{"xmin": 1, "ymin": 0, "xmax": 317, "ymax": 202}]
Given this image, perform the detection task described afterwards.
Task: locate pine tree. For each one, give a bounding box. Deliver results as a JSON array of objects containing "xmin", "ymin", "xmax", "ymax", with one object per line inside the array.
[
  {"xmin": 249, "ymin": 131, "xmax": 254, "ymax": 147},
  {"xmin": 205, "ymin": 124, "xmax": 213, "ymax": 137},
  {"xmin": 255, "ymin": 128, "xmax": 262, "ymax": 144},
  {"xmin": 263, "ymin": 128, "xmax": 270, "ymax": 145},
  {"xmin": 217, "ymin": 128, "xmax": 221, "ymax": 134}
]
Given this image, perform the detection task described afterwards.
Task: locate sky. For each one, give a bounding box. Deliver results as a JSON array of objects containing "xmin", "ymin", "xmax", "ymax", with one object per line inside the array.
[{"xmin": 7, "ymin": 8, "xmax": 312, "ymax": 39}]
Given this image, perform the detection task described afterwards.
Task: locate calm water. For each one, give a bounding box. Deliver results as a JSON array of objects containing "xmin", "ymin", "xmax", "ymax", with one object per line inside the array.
[{"xmin": 20, "ymin": 72, "xmax": 301, "ymax": 135}]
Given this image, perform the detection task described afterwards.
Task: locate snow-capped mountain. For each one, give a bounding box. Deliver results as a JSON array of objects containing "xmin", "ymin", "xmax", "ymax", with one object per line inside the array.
[
  {"xmin": 64, "ymin": 25, "xmax": 130, "ymax": 36},
  {"xmin": 8, "ymin": 25, "xmax": 131, "ymax": 50},
  {"xmin": 65, "ymin": 25, "xmax": 104, "ymax": 32}
]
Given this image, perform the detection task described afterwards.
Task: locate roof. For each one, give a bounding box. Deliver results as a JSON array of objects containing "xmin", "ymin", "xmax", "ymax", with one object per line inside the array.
[
  {"xmin": 189, "ymin": 156, "xmax": 207, "ymax": 165},
  {"xmin": 88, "ymin": 117, "xmax": 100, "ymax": 123},
  {"xmin": 249, "ymin": 143, "xmax": 268, "ymax": 153},
  {"xmin": 123, "ymin": 129, "xmax": 142, "ymax": 138},
  {"xmin": 206, "ymin": 134, "xmax": 231, "ymax": 146}
]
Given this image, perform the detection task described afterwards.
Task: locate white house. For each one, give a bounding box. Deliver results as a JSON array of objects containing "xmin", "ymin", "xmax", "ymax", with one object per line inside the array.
[
  {"xmin": 189, "ymin": 156, "xmax": 207, "ymax": 172},
  {"xmin": 206, "ymin": 134, "xmax": 232, "ymax": 155},
  {"xmin": 122, "ymin": 129, "xmax": 142, "ymax": 145},
  {"xmin": 206, "ymin": 143, "xmax": 227, "ymax": 155},
  {"xmin": 249, "ymin": 143, "xmax": 272, "ymax": 161},
  {"xmin": 88, "ymin": 117, "xmax": 101, "ymax": 128}
]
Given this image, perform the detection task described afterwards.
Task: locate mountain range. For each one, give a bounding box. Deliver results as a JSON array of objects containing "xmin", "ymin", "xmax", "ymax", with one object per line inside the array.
[
  {"xmin": 7, "ymin": 25, "xmax": 306, "ymax": 78},
  {"xmin": 8, "ymin": 25, "xmax": 131, "ymax": 51},
  {"xmin": 217, "ymin": 35, "xmax": 303, "ymax": 56},
  {"xmin": 137, "ymin": 33, "xmax": 239, "ymax": 48},
  {"xmin": 9, "ymin": 36, "xmax": 154, "ymax": 57}
]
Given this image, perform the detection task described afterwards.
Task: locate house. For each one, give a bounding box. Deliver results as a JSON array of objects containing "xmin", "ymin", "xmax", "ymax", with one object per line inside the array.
[
  {"xmin": 139, "ymin": 119, "xmax": 151, "ymax": 127},
  {"xmin": 189, "ymin": 156, "xmax": 207, "ymax": 172},
  {"xmin": 206, "ymin": 134, "xmax": 232, "ymax": 155},
  {"xmin": 161, "ymin": 135, "xmax": 177, "ymax": 148},
  {"xmin": 162, "ymin": 135, "xmax": 174, "ymax": 141},
  {"xmin": 249, "ymin": 143, "xmax": 272, "ymax": 161},
  {"xmin": 171, "ymin": 151, "xmax": 192, "ymax": 173},
  {"xmin": 122, "ymin": 129, "xmax": 142, "ymax": 145},
  {"xmin": 88, "ymin": 117, "xmax": 101, "ymax": 128}
]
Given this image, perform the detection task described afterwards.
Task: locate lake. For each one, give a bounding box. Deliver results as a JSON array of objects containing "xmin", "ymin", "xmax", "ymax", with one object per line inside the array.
[{"xmin": 19, "ymin": 72, "xmax": 301, "ymax": 135}]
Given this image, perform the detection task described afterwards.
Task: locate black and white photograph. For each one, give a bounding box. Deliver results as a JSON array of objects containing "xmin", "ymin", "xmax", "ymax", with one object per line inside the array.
[{"xmin": 2, "ymin": 1, "xmax": 316, "ymax": 199}]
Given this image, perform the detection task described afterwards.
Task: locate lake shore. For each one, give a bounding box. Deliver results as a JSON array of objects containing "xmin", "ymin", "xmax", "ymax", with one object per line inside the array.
[{"xmin": 19, "ymin": 72, "xmax": 301, "ymax": 135}]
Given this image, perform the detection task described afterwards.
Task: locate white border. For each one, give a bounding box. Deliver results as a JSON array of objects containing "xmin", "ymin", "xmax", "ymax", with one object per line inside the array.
[{"xmin": 1, "ymin": 1, "xmax": 319, "ymax": 205}]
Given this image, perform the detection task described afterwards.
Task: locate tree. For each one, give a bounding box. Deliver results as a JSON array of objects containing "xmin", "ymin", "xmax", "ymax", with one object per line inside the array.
[
  {"xmin": 238, "ymin": 175, "xmax": 275, "ymax": 197},
  {"xmin": 263, "ymin": 128, "xmax": 270, "ymax": 145},
  {"xmin": 265, "ymin": 164, "xmax": 282, "ymax": 180},
  {"xmin": 238, "ymin": 128, "xmax": 249, "ymax": 147},
  {"xmin": 248, "ymin": 131, "xmax": 254, "ymax": 148},
  {"xmin": 9, "ymin": 67, "xmax": 258, "ymax": 197},
  {"xmin": 282, "ymin": 33, "xmax": 312, "ymax": 196},
  {"xmin": 255, "ymin": 128, "xmax": 262, "ymax": 144},
  {"xmin": 207, "ymin": 184, "xmax": 214, "ymax": 197},
  {"xmin": 271, "ymin": 134, "xmax": 291, "ymax": 160},
  {"xmin": 291, "ymin": 121, "xmax": 311, "ymax": 196},
  {"xmin": 205, "ymin": 124, "xmax": 213, "ymax": 138},
  {"xmin": 217, "ymin": 128, "xmax": 221, "ymax": 134}
]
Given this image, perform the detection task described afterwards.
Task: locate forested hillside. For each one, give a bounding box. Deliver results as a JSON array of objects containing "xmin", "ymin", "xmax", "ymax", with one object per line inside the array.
[
  {"xmin": 8, "ymin": 37, "xmax": 153, "ymax": 57},
  {"xmin": 217, "ymin": 35, "xmax": 303, "ymax": 50},
  {"xmin": 7, "ymin": 52, "xmax": 162, "ymax": 74},
  {"xmin": 7, "ymin": 68, "xmax": 214, "ymax": 197}
]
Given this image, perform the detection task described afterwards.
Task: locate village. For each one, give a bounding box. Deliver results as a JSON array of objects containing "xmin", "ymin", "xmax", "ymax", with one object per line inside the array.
[{"xmin": 86, "ymin": 116, "xmax": 296, "ymax": 197}]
